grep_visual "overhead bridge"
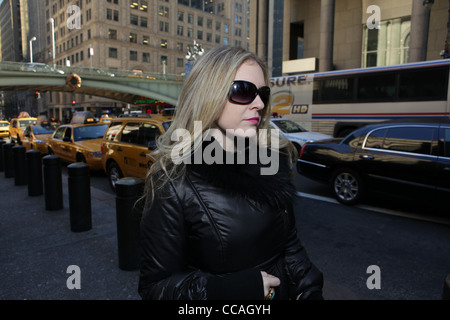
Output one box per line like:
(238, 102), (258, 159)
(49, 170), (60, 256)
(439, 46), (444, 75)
(0, 61), (184, 106)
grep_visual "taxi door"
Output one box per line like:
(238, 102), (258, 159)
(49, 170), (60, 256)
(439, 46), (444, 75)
(117, 122), (160, 179)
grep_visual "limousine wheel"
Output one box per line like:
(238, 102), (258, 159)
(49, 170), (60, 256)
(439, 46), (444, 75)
(331, 168), (364, 205)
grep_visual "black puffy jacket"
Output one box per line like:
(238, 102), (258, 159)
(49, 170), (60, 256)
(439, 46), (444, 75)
(138, 145), (323, 300)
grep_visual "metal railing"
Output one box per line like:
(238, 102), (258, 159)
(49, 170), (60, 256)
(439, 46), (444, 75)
(0, 61), (184, 82)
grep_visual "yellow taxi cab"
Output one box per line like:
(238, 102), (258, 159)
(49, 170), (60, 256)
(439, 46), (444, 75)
(0, 120), (10, 139)
(9, 117), (38, 143)
(21, 122), (58, 155)
(47, 114), (109, 170)
(99, 114), (117, 124)
(101, 115), (172, 190)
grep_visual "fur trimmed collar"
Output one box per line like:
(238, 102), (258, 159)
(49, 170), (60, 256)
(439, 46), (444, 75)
(186, 139), (296, 209)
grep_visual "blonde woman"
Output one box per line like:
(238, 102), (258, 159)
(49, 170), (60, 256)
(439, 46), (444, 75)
(138, 46), (323, 300)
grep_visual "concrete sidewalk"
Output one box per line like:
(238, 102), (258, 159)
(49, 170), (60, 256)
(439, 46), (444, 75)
(0, 163), (370, 301)
(0, 170), (141, 300)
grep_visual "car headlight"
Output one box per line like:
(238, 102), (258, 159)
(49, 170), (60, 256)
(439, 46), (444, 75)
(87, 151), (102, 158)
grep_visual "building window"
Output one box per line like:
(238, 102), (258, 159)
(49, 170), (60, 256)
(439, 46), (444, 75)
(362, 17), (411, 68)
(107, 8), (119, 21)
(140, 0), (148, 12)
(161, 39), (168, 48)
(130, 14), (138, 25)
(109, 29), (117, 40)
(109, 47), (118, 58)
(130, 50), (138, 61)
(160, 21), (169, 32)
(178, 11), (184, 21)
(130, 0), (138, 10)
(159, 6), (169, 17)
(177, 25), (184, 36)
(177, 58), (184, 67)
(130, 33), (138, 43)
(140, 17), (148, 28)
(143, 35), (150, 45)
(143, 52), (150, 63)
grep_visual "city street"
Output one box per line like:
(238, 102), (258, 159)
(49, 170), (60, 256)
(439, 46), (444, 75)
(73, 165), (450, 300)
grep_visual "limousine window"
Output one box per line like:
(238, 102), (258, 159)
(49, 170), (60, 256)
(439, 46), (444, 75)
(444, 128), (450, 158)
(365, 128), (387, 149)
(383, 127), (435, 155)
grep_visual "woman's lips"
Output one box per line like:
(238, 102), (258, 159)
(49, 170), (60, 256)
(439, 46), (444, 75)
(245, 117), (260, 124)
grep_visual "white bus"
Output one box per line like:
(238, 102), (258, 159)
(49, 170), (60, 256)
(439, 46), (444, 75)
(269, 59), (450, 137)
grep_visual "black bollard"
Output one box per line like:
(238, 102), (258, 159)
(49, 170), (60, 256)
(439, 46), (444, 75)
(68, 163), (92, 232)
(3, 143), (15, 178)
(443, 274), (450, 300)
(13, 145), (27, 186)
(0, 140), (6, 172)
(27, 150), (43, 196)
(43, 155), (63, 211)
(115, 177), (144, 271)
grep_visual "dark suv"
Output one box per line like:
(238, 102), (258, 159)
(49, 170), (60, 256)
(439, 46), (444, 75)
(297, 118), (450, 207)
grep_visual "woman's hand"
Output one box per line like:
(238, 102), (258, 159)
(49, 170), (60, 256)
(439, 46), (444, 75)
(261, 271), (280, 297)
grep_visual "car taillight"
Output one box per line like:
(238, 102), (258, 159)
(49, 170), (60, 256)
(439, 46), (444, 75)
(300, 142), (309, 158)
(101, 143), (104, 155)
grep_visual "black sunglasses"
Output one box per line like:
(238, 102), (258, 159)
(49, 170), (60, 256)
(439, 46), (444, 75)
(228, 80), (271, 107)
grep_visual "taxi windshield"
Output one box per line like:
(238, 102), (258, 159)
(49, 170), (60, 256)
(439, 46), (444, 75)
(272, 120), (307, 133)
(19, 120), (37, 127)
(33, 126), (56, 135)
(73, 125), (108, 141)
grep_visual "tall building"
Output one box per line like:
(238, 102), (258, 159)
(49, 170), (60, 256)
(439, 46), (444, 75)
(0, 0), (47, 118)
(0, 0), (23, 62)
(250, 0), (449, 77)
(41, 0), (251, 120)
(1, 0), (251, 119)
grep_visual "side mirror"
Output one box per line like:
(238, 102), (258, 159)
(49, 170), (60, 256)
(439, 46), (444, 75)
(148, 140), (157, 151)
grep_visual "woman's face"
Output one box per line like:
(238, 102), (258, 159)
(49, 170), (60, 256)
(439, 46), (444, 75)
(216, 60), (266, 140)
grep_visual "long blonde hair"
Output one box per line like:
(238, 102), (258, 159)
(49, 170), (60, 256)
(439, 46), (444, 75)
(144, 46), (294, 204)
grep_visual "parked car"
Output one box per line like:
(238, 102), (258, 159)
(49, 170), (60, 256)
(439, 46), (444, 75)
(20, 62), (64, 74)
(9, 117), (38, 143)
(101, 115), (172, 190)
(269, 118), (332, 153)
(47, 117), (108, 170)
(0, 120), (10, 140)
(297, 118), (450, 206)
(21, 123), (58, 155)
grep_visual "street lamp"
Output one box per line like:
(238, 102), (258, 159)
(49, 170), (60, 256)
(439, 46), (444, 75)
(50, 18), (56, 67)
(29, 37), (36, 63)
(185, 40), (204, 78)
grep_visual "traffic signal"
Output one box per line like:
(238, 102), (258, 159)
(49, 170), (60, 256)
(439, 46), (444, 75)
(35, 91), (41, 99)
(72, 99), (76, 105)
